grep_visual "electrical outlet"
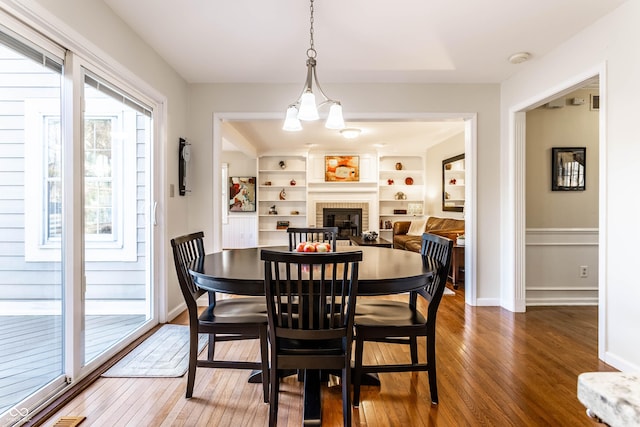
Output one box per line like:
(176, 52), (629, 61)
(580, 265), (588, 278)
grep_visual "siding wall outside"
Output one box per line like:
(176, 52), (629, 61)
(0, 46), (146, 311)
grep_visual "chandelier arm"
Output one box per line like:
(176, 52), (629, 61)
(311, 62), (336, 105)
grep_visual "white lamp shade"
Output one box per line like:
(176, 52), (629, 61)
(297, 92), (319, 121)
(325, 103), (345, 129)
(283, 106), (302, 131)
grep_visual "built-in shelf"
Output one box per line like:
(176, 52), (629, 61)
(378, 155), (426, 231)
(258, 155), (307, 245)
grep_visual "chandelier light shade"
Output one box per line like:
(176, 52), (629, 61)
(283, 106), (302, 131)
(283, 0), (345, 131)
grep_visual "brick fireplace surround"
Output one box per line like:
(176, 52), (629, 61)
(314, 202), (369, 234)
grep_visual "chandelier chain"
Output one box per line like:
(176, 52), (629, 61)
(307, 0), (316, 58)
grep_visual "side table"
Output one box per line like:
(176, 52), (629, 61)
(450, 244), (465, 289)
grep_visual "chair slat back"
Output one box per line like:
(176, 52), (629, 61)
(287, 227), (339, 252)
(419, 232), (454, 318)
(261, 250), (361, 342)
(171, 232), (207, 311)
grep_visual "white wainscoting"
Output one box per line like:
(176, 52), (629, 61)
(526, 228), (598, 306)
(222, 215), (257, 248)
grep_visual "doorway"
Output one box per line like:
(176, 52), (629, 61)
(524, 84), (599, 307)
(213, 112), (479, 307)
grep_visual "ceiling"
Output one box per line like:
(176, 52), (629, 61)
(102, 0), (624, 153)
(226, 119), (466, 154)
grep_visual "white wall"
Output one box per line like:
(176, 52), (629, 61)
(501, 1), (640, 370)
(425, 133), (465, 217)
(187, 83), (500, 304)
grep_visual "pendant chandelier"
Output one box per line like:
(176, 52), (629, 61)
(282, 0), (345, 132)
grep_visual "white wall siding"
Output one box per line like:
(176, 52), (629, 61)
(0, 50), (147, 305)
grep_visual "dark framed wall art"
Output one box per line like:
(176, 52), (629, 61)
(551, 147), (586, 191)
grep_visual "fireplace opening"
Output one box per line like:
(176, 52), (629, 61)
(323, 208), (362, 240)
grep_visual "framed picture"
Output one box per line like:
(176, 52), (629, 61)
(552, 147), (586, 191)
(229, 176), (256, 211)
(324, 155), (359, 182)
(590, 94), (600, 111)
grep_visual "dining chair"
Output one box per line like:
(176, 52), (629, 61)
(261, 249), (362, 427)
(352, 232), (453, 406)
(171, 232), (269, 402)
(287, 226), (338, 251)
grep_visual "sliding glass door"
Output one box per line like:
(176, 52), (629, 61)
(0, 25), (66, 421)
(0, 17), (157, 426)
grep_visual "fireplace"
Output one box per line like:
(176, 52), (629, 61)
(323, 208), (362, 240)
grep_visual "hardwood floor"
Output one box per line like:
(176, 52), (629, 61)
(38, 288), (613, 426)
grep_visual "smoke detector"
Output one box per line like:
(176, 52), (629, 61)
(508, 52), (531, 64)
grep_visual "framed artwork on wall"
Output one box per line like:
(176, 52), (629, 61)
(551, 147), (586, 191)
(324, 155), (359, 182)
(229, 176), (256, 211)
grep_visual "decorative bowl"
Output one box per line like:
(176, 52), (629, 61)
(362, 231), (379, 241)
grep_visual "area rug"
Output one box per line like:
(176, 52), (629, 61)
(102, 324), (207, 378)
(444, 288), (455, 296)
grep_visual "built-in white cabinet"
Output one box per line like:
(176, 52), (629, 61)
(443, 154), (465, 212)
(378, 155), (425, 236)
(257, 156), (307, 246)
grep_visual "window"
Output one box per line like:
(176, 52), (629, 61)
(24, 96), (138, 261)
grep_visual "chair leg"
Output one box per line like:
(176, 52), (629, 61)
(259, 325), (269, 403)
(207, 334), (215, 361)
(186, 329), (199, 398)
(410, 336), (418, 365)
(352, 333), (364, 407)
(269, 353), (279, 426)
(426, 334), (438, 404)
(342, 366), (352, 427)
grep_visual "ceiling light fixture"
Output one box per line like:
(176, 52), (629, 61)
(508, 52), (531, 64)
(340, 128), (361, 139)
(283, 0), (345, 132)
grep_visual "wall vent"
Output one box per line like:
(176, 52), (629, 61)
(546, 98), (565, 109)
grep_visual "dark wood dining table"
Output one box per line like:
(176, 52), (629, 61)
(189, 245), (436, 425)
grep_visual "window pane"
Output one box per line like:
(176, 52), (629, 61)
(0, 32), (64, 418)
(82, 71), (151, 363)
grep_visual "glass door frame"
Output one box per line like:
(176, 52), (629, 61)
(0, 6), (165, 421)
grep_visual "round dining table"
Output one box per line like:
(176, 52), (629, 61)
(189, 245), (435, 296)
(189, 245), (436, 425)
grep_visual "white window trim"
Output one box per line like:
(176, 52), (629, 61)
(24, 98), (137, 262)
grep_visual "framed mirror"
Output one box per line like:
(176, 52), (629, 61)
(551, 147), (586, 191)
(442, 154), (465, 212)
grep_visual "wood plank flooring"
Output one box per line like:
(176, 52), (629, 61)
(38, 290), (613, 426)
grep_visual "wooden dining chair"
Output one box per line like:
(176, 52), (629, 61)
(287, 226), (338, 251)
(261, 249), (362, 427)
(171, 232), (269, 402)
(352, 232), (453, 406)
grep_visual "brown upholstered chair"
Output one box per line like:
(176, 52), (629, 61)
(352, 232), (453, 406)
(171, 232), (269, 401)
(286, 226), (338, 252)
(261, 249), (362, 427)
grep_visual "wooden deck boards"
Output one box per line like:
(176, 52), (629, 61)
(0, 314), (145, 415)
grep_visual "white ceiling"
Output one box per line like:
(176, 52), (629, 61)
(102, 0), (623, 153)
(226, 119), (466, 154)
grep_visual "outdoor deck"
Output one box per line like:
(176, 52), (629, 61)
(0, 314), (146, 415)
